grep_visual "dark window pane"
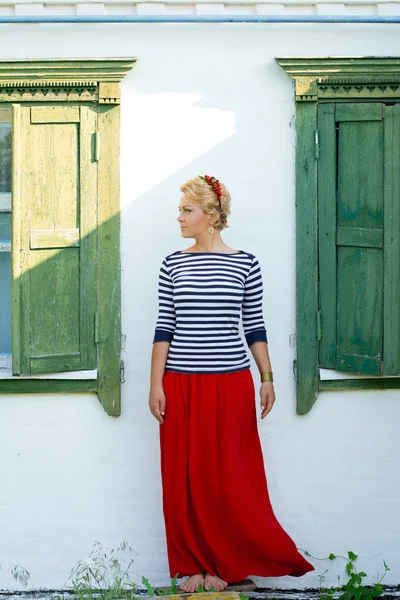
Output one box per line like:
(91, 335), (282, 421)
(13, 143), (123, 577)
(0, 213), (11, 243)
(0, 252), (11, 354)
(0, 123), (11, 194)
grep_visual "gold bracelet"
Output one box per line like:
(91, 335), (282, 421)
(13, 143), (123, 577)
(261, 371), (273, 383)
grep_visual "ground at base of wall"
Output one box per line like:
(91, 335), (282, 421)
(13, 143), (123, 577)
(1, 587), (400, 600)
(155, 593), (240, 600)
(155, 578), (257, 596)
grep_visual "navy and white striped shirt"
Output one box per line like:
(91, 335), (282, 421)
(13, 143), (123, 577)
(153, 250), (268, 374)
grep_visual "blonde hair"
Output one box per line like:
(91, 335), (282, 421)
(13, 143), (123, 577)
(180, 176), (231, 231)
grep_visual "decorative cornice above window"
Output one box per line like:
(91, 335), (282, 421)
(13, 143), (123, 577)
(276, 57), (400, 101)
(0, 58), (136, 103)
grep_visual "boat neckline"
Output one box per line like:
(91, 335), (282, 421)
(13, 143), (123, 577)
(177, 250), (244, 256)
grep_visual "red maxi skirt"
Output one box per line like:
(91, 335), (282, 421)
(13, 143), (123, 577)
(159, 368), (314, 582)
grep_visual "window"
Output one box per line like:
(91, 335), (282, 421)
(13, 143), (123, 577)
(318, 102), (400, 377)
(0, 58), (136, 416)
(11, 104), (98, 376)
(277, 57), (400, 414)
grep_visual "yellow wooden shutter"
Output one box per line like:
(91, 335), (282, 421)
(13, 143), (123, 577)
(12, 104), (98, 374)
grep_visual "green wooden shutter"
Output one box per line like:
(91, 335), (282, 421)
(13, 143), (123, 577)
(382, 105), (400, 375)
(318, 103), (386, 376)
(12, 104), (97, 374)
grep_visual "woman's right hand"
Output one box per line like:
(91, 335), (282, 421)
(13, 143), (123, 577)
(149, 385), (166, 424)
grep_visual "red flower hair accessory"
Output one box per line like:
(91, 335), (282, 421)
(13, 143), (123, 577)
(199, 175), (222, 209)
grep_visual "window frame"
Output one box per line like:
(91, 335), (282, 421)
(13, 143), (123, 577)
(276, 57), (400, 414)
(0, 58), (136, 416)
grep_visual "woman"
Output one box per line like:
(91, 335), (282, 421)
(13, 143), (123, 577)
(149, 175), (314, 593)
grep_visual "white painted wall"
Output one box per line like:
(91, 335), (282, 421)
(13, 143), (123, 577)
(2, 0), (400, 17)
(0, 22), (399, 592)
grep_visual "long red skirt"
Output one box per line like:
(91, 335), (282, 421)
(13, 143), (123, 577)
(159, 368), (314, 582)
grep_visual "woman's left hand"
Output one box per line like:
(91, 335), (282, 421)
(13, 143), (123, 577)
(260, 382), (275, 419)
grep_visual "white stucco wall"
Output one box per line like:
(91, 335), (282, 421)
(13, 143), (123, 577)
(0, 21), (399, 592)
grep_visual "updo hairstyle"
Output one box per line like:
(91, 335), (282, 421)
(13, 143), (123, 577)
(180, 176), (231, 231)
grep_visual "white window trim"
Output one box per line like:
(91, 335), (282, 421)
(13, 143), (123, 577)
(0, 355), (97, 380)
(0, 194), (11, 211)
(319, 368), (400, 381)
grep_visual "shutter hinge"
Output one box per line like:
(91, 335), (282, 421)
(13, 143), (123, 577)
(120, 360), (125, 384)
(316, 310), (322, 341)
(95, 131), (101, 161)
(315, 129), (320, 160)
(94, 312), (100, 344)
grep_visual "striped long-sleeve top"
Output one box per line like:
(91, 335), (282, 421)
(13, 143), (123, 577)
(153, 250), (268, 374)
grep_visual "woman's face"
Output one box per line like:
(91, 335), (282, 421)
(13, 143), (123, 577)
(177, 194), (212, 238)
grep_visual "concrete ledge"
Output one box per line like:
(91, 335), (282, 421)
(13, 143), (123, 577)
(155, 593), (241, 600)
(156, 580), (257, 596)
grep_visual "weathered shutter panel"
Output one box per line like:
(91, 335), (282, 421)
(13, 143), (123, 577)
(382, 105), (400, 375)
(318, 103), (385, 375)
(12, 104), (97, 374)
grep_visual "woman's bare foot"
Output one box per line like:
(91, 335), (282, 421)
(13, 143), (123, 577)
(204, 572), (228, 591)
(180, 573), (205, 593)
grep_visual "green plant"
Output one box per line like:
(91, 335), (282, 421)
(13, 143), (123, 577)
(142, 576), (155, 596)
(11, 565), (31, 587)
(68, 541), (138, 600)
(301, 550), (390, 600)
(195, 584), (216, 593)
(165, 574), (178, 595)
